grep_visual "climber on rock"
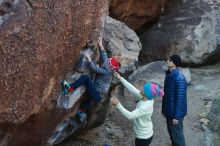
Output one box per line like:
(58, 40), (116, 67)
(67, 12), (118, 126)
(62, 38), (120, 122)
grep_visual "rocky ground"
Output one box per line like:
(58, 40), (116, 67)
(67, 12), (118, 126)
(57, 63), (220, 146)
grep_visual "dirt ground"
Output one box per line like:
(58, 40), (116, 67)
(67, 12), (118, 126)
(58, 64), (220, 146)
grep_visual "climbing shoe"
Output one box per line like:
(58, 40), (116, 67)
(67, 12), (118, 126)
(76, 110), (87, 123)
(61, 80), (73, 94)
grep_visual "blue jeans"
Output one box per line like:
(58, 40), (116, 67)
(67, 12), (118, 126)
(69, 75), (101, 102)
(166, 118), (186, 146)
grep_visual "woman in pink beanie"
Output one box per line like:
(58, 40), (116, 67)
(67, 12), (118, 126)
(111, 72), (164, 146)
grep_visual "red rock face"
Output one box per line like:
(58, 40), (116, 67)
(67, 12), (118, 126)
(0, 0), (108, 145)
(109, 0), (165, 31)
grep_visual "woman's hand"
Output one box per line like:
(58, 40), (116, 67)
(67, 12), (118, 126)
(110, 97), (120, 106)
(114, 72), (122, 79)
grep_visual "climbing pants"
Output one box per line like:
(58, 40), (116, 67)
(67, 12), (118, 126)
(70, 75), (101, 102)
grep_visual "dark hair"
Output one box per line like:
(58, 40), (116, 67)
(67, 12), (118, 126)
(170, 54), (181, 67)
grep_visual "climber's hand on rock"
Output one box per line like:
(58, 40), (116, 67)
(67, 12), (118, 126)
(98, 38), (105, 50)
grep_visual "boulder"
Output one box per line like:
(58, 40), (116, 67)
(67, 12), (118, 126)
(125, 61), (191, 98)
(140, 0), (220, 65)
(206, 98), (220, 146)
(181, 68), (191, 83)
(163, 0), (184, 15)
(103, 16), (142, 74)
(208, 99), (220, 131)
(0, 0), (108, 145)
(109, 0), (165, 31)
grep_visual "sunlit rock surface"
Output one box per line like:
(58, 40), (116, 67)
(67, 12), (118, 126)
(0, 0), (108, 145)
(103, 16), (141, 74)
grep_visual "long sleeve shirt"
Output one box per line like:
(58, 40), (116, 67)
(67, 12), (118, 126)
(116, 77), (154, 139)
(88, 50), (113, 94)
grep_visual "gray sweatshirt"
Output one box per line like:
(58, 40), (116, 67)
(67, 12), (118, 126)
(88, 50), (113, 94)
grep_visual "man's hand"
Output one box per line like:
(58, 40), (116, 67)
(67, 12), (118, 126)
(114, 72), (122, 79)
(161, 111), (164, 116)
(173, 119), (179, 125)
(110, 97), (120, 106)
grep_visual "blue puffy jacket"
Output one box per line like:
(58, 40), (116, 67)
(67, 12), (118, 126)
(162, 68), (187, 120)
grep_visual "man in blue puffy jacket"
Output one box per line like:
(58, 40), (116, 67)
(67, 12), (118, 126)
(162, 54), (187, 146)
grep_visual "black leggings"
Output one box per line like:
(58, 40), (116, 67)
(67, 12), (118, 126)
(135, 136), (153, 146)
